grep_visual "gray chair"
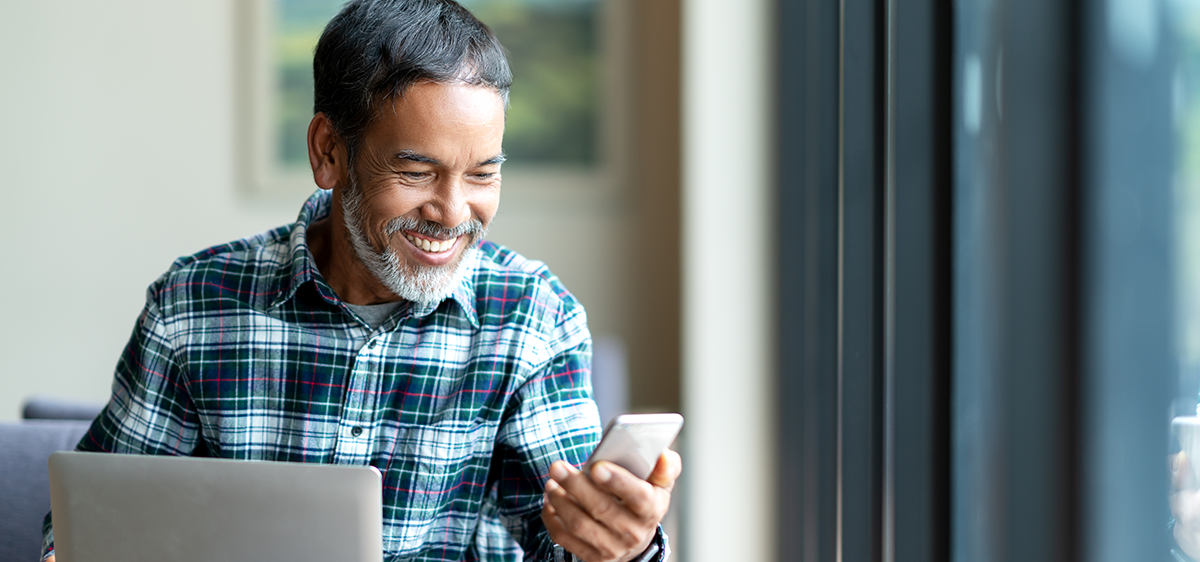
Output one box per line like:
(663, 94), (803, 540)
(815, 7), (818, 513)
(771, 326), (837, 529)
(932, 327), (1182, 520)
(0, 417), (92, 562)
(21, 395), (106, 422)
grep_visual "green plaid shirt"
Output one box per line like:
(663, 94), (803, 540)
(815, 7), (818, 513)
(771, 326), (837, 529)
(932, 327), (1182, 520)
(42, 190), (668, 561)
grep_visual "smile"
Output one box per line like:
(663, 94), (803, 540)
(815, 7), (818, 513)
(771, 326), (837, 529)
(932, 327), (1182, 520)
(403, 232), (458, 254)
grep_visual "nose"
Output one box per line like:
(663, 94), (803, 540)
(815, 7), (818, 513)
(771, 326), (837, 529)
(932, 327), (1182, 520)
(420, 176), (472, 230)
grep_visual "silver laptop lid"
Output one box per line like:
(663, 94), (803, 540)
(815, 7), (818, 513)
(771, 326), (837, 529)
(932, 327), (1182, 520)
(48, 451), (383, 562)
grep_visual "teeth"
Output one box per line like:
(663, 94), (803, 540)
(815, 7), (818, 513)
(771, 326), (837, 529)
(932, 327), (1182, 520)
(404, 233), (457, 254)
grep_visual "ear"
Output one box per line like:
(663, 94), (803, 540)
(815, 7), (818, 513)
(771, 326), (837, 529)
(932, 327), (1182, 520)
(308, 112), (347, 190)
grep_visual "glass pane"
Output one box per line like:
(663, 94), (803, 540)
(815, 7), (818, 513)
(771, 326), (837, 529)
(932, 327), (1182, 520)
(1176, 3), (1200, 405)
(274, 0), (342, 169)
(461, 0), (601, 165)
(1172, 0), (1200, 559)
(1166, 0), (1200, 557)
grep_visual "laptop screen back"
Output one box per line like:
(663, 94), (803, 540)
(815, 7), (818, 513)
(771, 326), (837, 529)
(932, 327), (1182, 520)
(48, 451), (382, 562)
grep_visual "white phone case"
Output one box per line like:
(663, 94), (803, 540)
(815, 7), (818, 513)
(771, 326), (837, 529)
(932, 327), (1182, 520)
(584, 413), (684, 480)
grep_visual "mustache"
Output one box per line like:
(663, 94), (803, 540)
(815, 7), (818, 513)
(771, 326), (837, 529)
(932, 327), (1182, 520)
(383, 216), (487, 240)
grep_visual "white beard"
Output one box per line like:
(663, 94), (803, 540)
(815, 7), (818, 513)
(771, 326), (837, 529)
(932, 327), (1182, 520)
(340, 180), (484, 306)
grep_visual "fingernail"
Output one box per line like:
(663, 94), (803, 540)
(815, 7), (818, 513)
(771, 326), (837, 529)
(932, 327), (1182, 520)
(551, 462), (569, 481)
(546, 479), (560, 491)
(593, 463), (612, 483)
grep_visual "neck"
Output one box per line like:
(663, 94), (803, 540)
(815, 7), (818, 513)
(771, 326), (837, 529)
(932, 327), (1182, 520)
(307, 188), (402, 306)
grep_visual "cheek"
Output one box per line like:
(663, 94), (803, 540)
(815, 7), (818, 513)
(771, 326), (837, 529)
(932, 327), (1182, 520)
(472, 192), (501, 225)
(364, 189), (425, 225)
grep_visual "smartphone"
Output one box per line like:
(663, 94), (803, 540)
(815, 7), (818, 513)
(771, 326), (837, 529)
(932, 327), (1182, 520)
(584, 413), (684, 481)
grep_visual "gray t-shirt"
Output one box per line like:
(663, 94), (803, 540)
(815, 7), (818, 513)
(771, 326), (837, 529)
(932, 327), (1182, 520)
(344, 301), (404, 331)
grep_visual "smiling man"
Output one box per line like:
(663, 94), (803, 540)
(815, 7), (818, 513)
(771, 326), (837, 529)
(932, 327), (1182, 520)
(307, 81), (505, 310)
(39, 1), (679, 561)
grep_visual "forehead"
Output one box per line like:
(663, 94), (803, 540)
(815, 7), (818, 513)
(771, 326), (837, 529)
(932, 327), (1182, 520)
(362, 81), (506, 152)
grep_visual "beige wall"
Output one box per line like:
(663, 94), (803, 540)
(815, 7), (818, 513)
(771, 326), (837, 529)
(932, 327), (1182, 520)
(0, 1), (642, 420)
(0, 1), (293, 419)
(681, 0), (776, 559)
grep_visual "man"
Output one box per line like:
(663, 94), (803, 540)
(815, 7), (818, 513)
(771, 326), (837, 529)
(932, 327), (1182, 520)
(40, 1), (681, 560)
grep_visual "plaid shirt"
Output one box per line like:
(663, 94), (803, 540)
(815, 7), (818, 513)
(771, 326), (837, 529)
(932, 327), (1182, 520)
(43, 190), (667, 561)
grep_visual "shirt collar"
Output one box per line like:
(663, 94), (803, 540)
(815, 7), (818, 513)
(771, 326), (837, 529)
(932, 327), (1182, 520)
(269, 189), (330, 310)
(270, 189), (480, 329)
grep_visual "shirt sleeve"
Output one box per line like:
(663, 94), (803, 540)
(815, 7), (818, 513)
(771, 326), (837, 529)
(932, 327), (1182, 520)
(41, 295), (202, 560)
(482, 276), (675, 562)
(80, 297), (202, 456)
(486, 333), (599, 560)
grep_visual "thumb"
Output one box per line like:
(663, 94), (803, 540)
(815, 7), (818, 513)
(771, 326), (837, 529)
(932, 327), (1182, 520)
(1177, 451), (1197, 490)
(648, 449), (682, 491)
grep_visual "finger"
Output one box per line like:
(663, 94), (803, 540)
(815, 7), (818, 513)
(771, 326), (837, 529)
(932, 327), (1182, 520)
(1175, 453), (1187, 490)
(550, 461), (644, 528)
(647, 449), (683, 492)
(543, 486), (635, 562)
(542, 500), (602, 562)
(543, 512), (622, 562)
(1178, 452), (1198, 490)
(547, 462), (658, 550)
(588, 461), (660, 517)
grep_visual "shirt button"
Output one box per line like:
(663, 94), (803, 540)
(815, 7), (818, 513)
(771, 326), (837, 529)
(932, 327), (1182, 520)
(350, 426), (363, 437)
(367, 341), (377, 349)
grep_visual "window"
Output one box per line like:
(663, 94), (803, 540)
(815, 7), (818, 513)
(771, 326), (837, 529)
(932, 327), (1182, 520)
(236, 0), (614, 198)
(1170, 0), (1200, 559)
(777, 0), (1177, 560)
(461, 0), (602, 166)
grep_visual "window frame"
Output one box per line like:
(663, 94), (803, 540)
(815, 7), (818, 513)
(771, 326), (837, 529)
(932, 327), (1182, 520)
(777, 0), (1178, 559)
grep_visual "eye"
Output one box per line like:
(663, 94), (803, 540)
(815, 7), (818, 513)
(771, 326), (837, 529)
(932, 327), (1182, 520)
(400, 171), (431, 180)
(470, 172), (497, 180)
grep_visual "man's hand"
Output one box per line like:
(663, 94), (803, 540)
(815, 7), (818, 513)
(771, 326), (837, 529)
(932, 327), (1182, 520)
(542, 450), (682, 562)
(1173, 452), (1200, 558)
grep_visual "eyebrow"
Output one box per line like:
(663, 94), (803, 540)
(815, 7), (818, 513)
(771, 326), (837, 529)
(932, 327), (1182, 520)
(395, 150), (507, 168)
(478, 153), (507, 166)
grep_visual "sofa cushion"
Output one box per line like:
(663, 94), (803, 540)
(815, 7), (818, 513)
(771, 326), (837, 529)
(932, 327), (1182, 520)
(21, 396), (106, 421)
(0, 421), (91, 562)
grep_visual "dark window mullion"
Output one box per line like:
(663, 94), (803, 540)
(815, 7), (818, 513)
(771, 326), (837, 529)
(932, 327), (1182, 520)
(887, 0), (954, 560)
(840, 0), (887, 560)
(777, 0), (841, 560)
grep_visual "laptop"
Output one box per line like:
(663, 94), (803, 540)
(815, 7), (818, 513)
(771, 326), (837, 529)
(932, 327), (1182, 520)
(48, 451), (383, 562)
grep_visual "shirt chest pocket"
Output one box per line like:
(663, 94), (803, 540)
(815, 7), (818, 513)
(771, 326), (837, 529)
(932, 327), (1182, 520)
(379, 422), (489, 552)
(382, 421), (488, 504)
